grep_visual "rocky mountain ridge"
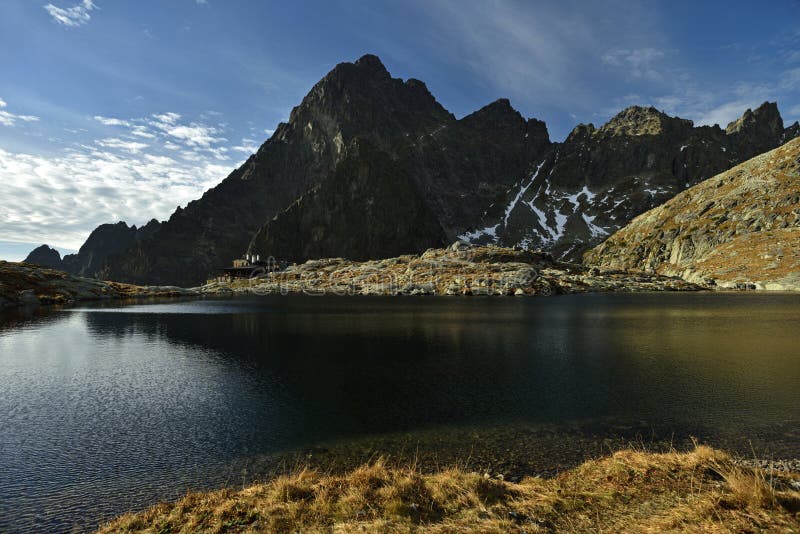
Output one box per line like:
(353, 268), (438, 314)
(584, 137), (800, 290)
(24, 220), (160, 277)
(463, 102), (797, 261)
(26, 55), (800, 286)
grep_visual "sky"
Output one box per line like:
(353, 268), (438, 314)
(1, 0), (799, 260)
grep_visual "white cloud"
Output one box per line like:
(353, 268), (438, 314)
(0, 98), (40, 126)
(43, 0), (96, 27)
(0, 107), (271, 250)
(96, 137), (149, 154)
(0, 144), (234, 249)
(93, 115), (131, 127)
(130, 125), (156, 138)
(232, 138), (258, 153)
(161, 124), (222, 147)
(601, 48), (666, 80)
(151, 112), (181, 125)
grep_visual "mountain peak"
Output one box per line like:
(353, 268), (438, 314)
(725, 101), (782, 135)
(23, 245), (63, 269)
(463, 98), (521, 122)
(725, 101), (784, 159)
(324, 54), (391, 85)
(599, 106), (690, 137)
(353, 53), (387, 71)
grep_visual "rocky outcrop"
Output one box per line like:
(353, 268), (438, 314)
(463, 102), (795, 261)
(23, 245), (63, 269)
(584, 137), (800, 290)
(0, 261), (194, 309)
(203, 244), (701, 297)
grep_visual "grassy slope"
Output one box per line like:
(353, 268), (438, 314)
(98, 446), (800, 533)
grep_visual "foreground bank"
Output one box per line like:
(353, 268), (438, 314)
(0, 261), (196, 308)
(202, 244), (703, 296)
(98, 446), (799, 533)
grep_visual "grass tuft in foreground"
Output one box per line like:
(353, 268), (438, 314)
(97, 446), (800, 533)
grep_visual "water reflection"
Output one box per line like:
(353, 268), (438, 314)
(0, 293), (799, 532)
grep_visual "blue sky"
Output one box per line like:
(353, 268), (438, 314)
(1, 0), (799, 260)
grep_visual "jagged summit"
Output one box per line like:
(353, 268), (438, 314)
(280, 53), (453, 149)
(725, 101), (781, 134)
(598, 106), (692, 137)
(353, 53), (386, 69)
(723, 101), (784, 160)
(461, 99), (525, 129)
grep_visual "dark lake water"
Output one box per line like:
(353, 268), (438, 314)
(1, 293), (800, 532)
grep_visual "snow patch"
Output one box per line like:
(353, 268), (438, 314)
(582, 213), (608, 238)
(502, 160), (546, 227)
(458, 223), (499, 242)
(565, 185), (595, 208)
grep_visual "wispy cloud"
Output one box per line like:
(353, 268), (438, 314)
(601, 48), (666, 80)
(96, 137), (148, 154)
(93, 111), (229, 150)
(159, 123), (223, 147)
(416, 1), (664, 109)
(93, 115), (131, 127)
(43, 0), (96, 27)
(0, 108), (254, 249)
(0, 98), (40, 126)
(0, 144), (233, 249)
(232, 138), (258, 153)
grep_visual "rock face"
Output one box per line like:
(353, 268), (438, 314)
(584, 137), (800, 290)
(463, 102), (795, 261)
(249, 140), (449, 262)
(62, 220), (161, 278)
(23, 245), (62, 269)
(35, 54), (797, 287)
(247, 99), (550, 263)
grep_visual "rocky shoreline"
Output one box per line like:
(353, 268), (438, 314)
(0, 261), (196, 309)
(201, 243), (704, 297)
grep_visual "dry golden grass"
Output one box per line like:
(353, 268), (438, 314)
(97, 446), (800, 533)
